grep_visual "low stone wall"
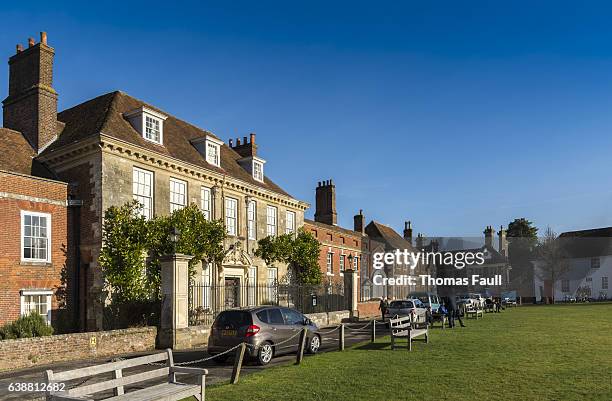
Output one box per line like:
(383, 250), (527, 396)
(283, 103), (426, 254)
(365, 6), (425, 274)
(357, 301), (381, 318)
(175, 325), (211, 349)
(0, 327), (157, 372)
(306, 310), (350, 327)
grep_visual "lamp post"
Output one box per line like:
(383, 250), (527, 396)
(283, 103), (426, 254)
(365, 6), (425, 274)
(169, 227), (181, 254)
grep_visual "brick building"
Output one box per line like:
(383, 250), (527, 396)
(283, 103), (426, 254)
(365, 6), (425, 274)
(0, 128), (72, 327)
(2, 32), (308, 331)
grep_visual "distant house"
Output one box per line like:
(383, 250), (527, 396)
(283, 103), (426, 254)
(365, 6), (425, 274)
(533, 227), (612, 301)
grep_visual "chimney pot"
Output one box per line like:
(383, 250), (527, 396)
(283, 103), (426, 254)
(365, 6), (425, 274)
(16, 44), (23, 53)
(236, 138), (241, 146)
(243, 136), (247, 144)
(40, 32), (47, 45)
(229, 139), (233, 147)
(28, 37), (35, 47)
(250, 133), (255, 143)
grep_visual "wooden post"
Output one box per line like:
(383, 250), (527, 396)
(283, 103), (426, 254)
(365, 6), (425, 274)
(370, 319), (376, 342)
(296, 328), (308, 365)
(339, 324), (345, 351)
(230, 343), (247, 384)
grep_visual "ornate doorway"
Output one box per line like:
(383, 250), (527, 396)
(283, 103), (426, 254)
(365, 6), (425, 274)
(225, 277), (240, 308)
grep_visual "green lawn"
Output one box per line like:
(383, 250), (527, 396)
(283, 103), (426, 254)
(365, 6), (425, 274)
(202, 304), (612, 401)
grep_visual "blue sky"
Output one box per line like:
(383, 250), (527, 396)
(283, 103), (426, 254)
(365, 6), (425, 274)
(2, 1), (612, 237)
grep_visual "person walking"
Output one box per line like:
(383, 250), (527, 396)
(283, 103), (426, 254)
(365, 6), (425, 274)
(447, 295), (466, 328)
(379, 297), (388, 321)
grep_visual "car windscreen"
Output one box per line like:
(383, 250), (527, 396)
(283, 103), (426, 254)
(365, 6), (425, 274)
(390, 301), (413, 309)
(214, 311), (252, 328)
(415, 296), (429, 304)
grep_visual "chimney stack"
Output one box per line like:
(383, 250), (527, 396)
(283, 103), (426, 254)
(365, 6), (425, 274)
(484, 225), (495, 248)
(315, 179), (337, 226)
(40, 32), (47, 45)
(403, 221), (413, 244)
(498, 225), (508, 256)
(3, 32), (58, 153)
(354, 209), (365, 235)
(416, 233), (424, 249)
(230, 132), (258, 158)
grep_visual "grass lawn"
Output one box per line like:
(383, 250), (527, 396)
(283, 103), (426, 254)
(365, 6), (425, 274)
(197, 304), (612, 401)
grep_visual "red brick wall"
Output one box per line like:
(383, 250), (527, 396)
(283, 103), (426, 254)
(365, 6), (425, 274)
(304, 221), (363, 284)
(0, 171), (69, 326)
(357, 300), (381, 318)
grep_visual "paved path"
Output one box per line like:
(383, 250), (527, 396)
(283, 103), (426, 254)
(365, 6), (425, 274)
(0, 322), (387, 400)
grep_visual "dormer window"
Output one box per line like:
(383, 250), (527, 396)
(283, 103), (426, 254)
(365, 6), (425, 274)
(124, 106), (168, 145)
(253, 160), (264, 182)
(207, 141), (220, 167)
(190, 135), (224, 168)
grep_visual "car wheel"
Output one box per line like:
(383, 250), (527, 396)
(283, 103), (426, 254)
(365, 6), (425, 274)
(257, 342), (274, 366)
(307, 334), (321, 354)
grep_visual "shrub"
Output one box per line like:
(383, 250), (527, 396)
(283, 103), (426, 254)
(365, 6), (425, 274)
(0, 313), (54, 340)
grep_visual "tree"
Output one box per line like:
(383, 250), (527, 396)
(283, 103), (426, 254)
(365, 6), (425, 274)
(536, 227), (570, 303)
(506, 218), (539, 295)
(255, 229), (322, 285)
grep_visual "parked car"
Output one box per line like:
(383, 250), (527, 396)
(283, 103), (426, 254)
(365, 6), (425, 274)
(408, 292), (441, 311)
(207, 306), (321, 366)
(456, 294), (477, 307)
(386, 299), (427, 323)
(468, 293), (486, 308)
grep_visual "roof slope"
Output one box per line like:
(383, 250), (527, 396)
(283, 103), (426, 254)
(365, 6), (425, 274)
(0, 128), (57, 179)
(47, 91), (291, 197)
(558, 226), (612, 258)
(365, 221), (416, 251)
(304, 218), (364, 238)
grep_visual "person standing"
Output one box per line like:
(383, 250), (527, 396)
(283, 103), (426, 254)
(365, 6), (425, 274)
(447, 295), (466, 328)
(378, 297), (388, 321)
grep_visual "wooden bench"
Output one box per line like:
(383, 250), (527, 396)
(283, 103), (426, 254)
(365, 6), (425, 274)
(465, 306), (484, 319)
(430, 312), (447, 329)
(389, 315), (429, 351)
(45, 349), (208, 401)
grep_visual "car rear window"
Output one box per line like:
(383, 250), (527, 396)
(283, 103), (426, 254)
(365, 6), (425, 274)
(390, 301), (413, 309)
(214, 311), (252, 328)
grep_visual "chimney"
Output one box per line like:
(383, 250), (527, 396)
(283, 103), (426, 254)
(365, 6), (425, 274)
(498, 225), (508, 256)
(315, 179), (337, 226)
(230, 132), (257, 157)
(403, 221), (413, 244)
(416, 233), (424, 249)
(3, 32), (58, 152)
(484, 225), (495, 248)
(354, 209), (365, 234)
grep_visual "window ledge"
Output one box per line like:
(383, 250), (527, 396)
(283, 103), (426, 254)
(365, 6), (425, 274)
(326, 272), (334, 276)
(20, 261), (52, 267)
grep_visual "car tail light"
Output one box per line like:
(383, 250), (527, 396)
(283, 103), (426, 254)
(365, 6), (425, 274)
(245, 324), (260, 337)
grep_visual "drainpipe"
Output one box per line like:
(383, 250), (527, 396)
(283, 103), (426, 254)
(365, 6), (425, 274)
(67, 196), (83, 332)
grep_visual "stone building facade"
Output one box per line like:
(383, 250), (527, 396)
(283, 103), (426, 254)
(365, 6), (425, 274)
(2, 33), (307, 331)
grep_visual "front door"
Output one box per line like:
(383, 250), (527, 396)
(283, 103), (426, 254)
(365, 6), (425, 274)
(225, 277), (240, 308)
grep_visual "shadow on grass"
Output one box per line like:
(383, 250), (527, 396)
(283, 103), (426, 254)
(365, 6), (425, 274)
(353, 342), (391, 351)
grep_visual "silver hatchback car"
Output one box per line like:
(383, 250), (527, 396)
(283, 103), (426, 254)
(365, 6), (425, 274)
(207, 306), (321, 365)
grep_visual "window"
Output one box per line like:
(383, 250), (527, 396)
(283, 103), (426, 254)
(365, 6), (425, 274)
(353, 255), (359, 270)
(266, 206), (277, 236)
(340, 255), (345, 273)
(169, 178), (187, 212)
(603, 277), (609, 290)
(248, 200), (256, 240)
(201, 264), (212, 310)
(281, 308), (304, 325)
(267, 268), (278, 303)
(591, 258), (600, 269)
(561, 279), (570, 293)
(225, 198), (238, 236)
(201, 187), (212, 220)
(20, 290), (52, 325)
(133, 168), (153, 219)
(144, 115), (162, 144)
(327, 252), (333, 275)
(21, 211), (51, 262)
(285, 211), (296, 234)
(248, 267), (257, 306)
(253, 161), (264, 182)
(206, 142), (220, 167)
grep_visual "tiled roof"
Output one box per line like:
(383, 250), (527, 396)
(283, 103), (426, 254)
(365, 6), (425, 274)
(558, 226), (612, 258)
(45, 91), (292, 197)
(365, 221), (416, 251)
(0, 128), (57, 179)
(304, 219), (363, 238)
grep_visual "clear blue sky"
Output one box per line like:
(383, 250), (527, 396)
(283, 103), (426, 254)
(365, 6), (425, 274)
(2, 1), (612, 237)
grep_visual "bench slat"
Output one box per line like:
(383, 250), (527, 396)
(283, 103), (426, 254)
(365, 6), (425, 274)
(51, 353), (169, 382)
(104, 382), (201, 401)
(64, 368), (169, 397)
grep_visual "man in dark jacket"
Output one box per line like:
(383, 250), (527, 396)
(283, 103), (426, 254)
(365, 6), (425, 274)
(447, 295), (466, 328)
(378, 297), (388, 321)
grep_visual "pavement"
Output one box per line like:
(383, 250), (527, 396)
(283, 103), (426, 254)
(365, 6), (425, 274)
(0, 321), (387, 400)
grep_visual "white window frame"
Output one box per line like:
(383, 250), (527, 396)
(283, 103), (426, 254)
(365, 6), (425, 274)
(133, 167), (154, 219)
(285, 211), (296, 235)
(169, 178), (187, 213)
(21, 211), (51, 263)
(266, 205), (277, 237)
(247, 200), (257, 240)
(144, 115), (162, 144)
(206, 141), (221, 167)
(267, 267), (278, 302)
(226, 197), (238, 236)
(353, 255), (359, 270)
(253, 160), (264, 182)
(327, 252), (334, 275)
(603, 276), (609, 290)
(248, 266), (257, 306)
(201, 186), (212, 220)
(124, 107), (167, 146)
(340, 254), (345, 274)
(20, 290), (52, 325)
(202, 263), (212, 310)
